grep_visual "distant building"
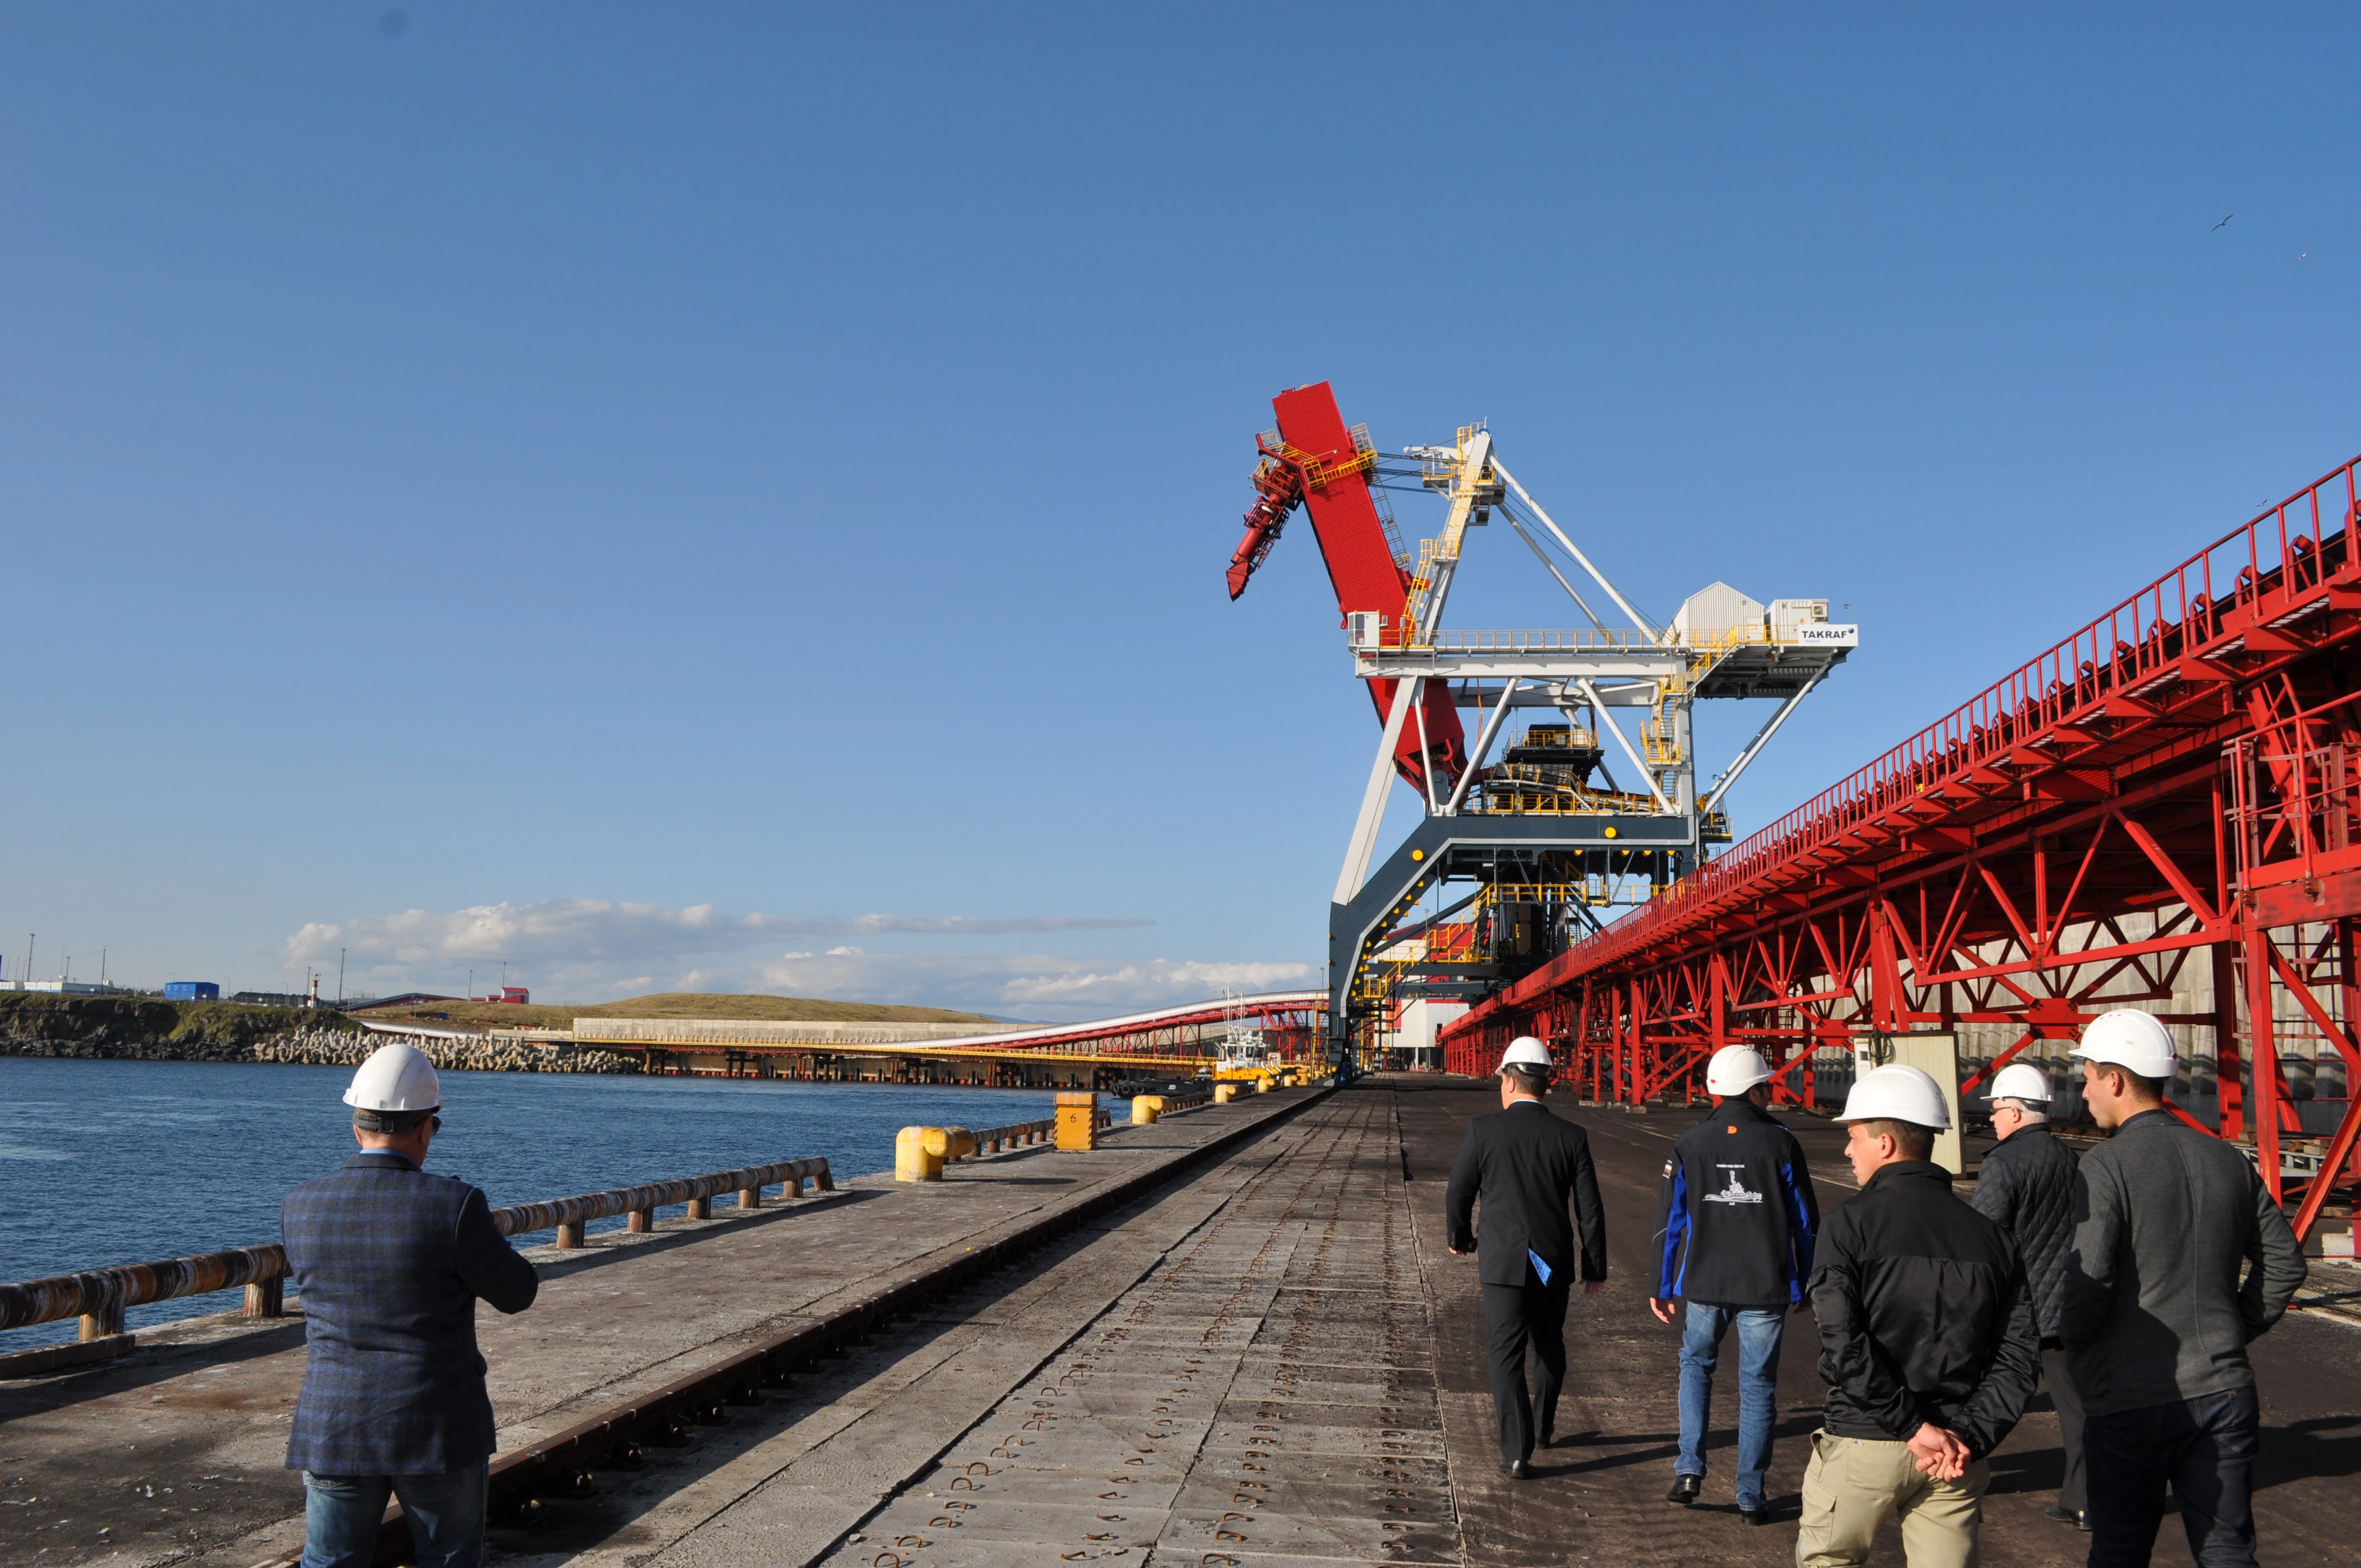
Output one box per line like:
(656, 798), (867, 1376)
(164, 981), (221, 1002)
(477, 987), (531, 1005)
(231, 991), (312, 1007)
(9, 980), (112, 995)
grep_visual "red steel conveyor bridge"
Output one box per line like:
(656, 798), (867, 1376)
(1444, 454), (2361, 1246)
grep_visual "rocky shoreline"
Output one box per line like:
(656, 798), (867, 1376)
(2, 1026), (645, 1075)
(0, 995), (644, 1075)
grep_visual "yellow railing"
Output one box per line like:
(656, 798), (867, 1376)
(1508, 726), (1599, 752)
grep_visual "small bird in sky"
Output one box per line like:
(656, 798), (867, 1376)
(2213, 214), (2233, 230)
(2300, 252), (2309, 260)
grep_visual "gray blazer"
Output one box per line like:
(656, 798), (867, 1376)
(2061, 1110), (2306, 1415)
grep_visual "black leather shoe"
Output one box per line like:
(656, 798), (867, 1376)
(1666, 1474), (1702, 1505)
(1739, 1506), (1772, 1526)
(2044, 1505), (2092, 1532)
(1499, 1459), (1535, 1480)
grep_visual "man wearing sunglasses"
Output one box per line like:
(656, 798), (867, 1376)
(281, 1041), (540, 1568)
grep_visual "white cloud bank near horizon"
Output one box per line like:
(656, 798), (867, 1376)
(281, 899), (1308, 1020)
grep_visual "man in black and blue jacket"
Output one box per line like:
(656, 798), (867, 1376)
(1651, 1045), (1820, 1524)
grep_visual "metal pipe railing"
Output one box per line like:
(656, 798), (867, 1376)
(960, 1107), (1114, 1155)
(0, 1155), (835, 1344)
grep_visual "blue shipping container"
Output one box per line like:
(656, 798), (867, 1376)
(163, 981), (220, 1001)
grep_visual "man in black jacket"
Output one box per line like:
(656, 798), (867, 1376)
(1799, 1064), (2038, 1568)
(1650, 1044), (1820, 1524)
(1445, 1036), (1609, 1478)
(1968, 1060), (2088, 1530)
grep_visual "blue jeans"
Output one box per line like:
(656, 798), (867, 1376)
(1678, 1302), (1785, 1509)
(301, 1461), (489, 1568)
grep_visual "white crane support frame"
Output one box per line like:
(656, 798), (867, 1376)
(1325, 421), (1859, 1060)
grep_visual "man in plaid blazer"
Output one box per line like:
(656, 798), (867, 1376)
(281, 1043), (538, 1568)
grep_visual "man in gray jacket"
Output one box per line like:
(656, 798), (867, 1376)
(2062, 1010), (2307, 1568)
(1970, 1061), (2087, 1530)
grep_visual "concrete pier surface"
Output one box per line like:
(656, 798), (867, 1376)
(4, 1079), (2356, 1566)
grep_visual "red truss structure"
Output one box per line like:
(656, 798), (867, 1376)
(1444, 454), (2361, 1243)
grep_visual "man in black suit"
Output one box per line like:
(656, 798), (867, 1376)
(1445, 1036), (1611, 1477)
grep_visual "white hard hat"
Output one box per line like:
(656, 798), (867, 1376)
(2070, 1009), (2175, 1079)
(1706, 1045), (1773, 1096)
(1988, 1062), (2053, 1105)
(1836, 1063), (1951, 1130)
(344, 1042), (442, 1115)
(1499, 1036), (1552, 1072)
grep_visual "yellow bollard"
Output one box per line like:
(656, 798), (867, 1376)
(1214, 1081), (1238, 1104)
(928, 1126), (976, 1165)
(1131, 1094), (1164, 1125)
(1056, 1091), (1100, 1151)
(896, 1125), (945, 1182)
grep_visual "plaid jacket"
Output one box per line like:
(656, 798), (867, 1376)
(281, 1151), (538, 1476)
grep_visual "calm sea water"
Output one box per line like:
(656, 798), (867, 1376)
(0, 1057), (1056, 1349)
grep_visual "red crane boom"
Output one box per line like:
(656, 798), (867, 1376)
(1227, 382), (1467, 796)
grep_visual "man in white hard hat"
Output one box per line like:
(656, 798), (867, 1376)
(1966, 1060), (2088, 1531)
(1650, 1043), (1820, 1525)
(1796, 1063), (2038, 1568)
(2061, 1009), (2305, 1568)
(1444, 1036), (1609, 1479)
(281, 1042), (540, 1568)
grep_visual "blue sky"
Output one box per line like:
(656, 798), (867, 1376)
(3, 6), (2355, 1017)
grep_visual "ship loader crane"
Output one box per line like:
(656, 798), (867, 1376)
(1227, 381), (1860, 1069)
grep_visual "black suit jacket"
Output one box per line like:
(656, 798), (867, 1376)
(1445, 1099), (1609, 1288)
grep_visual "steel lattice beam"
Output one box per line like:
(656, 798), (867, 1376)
(1444, 454), (2361, 1242)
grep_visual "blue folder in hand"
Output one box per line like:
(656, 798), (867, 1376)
(1529, 1249), (1553, 1286)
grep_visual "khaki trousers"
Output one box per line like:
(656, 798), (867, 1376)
(1795, 1430), (1989, 1568)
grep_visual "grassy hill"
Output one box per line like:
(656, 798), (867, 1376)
(353, 991), (1007, 1033)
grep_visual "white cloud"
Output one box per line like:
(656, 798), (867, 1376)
(753, 914), (1155, 936)
(280, 899), (1297, 1021)
(285, 899), (1152, 970)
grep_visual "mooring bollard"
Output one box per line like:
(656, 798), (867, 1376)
(1131, 1094), (1165, 1125)
(897, 1125), (945, 1182)
(243, 1276), (284, 1319)
(1056, 1091), (1100, 1151)
(1214, 1081), (1239, 1104)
